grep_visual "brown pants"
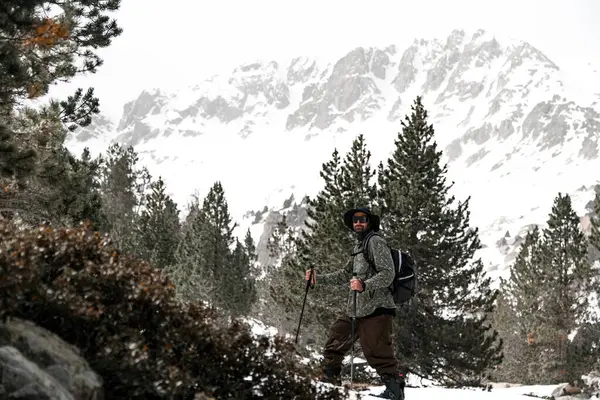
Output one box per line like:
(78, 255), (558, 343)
(322, 313), (397, 376)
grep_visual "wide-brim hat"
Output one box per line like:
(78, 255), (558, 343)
(343, 207), (380, 232)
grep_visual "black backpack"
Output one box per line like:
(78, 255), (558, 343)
(354, 232), (417, 306)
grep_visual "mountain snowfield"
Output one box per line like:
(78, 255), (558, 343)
(66, 28), (600, 283)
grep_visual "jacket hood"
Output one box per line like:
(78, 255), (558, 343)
(343, 207), (380, 232)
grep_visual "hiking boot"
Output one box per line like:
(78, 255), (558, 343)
(376, 372), (405, 399)
(318, 374), (342, 386)
(318, 366), (341, 386)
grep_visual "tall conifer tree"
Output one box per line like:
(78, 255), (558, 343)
(196, 182), (236, 311)
(272, 148), (347, 342)
(137, 176), (181, 269)
(537, 193), (595, 382)
(98, 144), (151, 255)
(339, 134), (377, 208)
(377, 96), (502, 385)
(227, 230), (258, 318)
(501, 227), (547, 383)
(272, 136), (380, 344)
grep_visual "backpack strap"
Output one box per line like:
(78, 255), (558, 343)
(350, 231), (379, 273)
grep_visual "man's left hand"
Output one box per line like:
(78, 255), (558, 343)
(350, 278), (364, 292)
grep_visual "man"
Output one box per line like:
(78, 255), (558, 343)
(305, 207), (405, 400)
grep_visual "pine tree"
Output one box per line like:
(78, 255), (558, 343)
(0, 122), (35, 186)
(1, 1), (121, 112)
(199, 182), (236, 311)
(589, 189), (600, 335)
(536, 193), (595, 382)
(1, 104), (105, 227)
(271, 148), (348, 343)
(339, 134), (378, 208)
(168, 196), (205, 303)
(267, 213), (297, 271)
(227, 231), (258, 318)
(589, 189), (600, 259)
(501, 227), (548, 383)
(264, 213), (300, 331)
(168, 183), (238, 313)
(272, 135), (381, 345)
(98, 144), (151, 255)
(181, 193), (201, 234)
(169, 181), (239, 313)
(1, 0), (122, 218)
(377, 96), (502, 385)
(137, 176), (181, 269)
(43, 145), (105, 227)
(489, 284), (529, 384)
(244, 229), (258, 267)
(67, 148), (104, 226)
(505, 227), (545, 332)
(501, 193), (597, 384)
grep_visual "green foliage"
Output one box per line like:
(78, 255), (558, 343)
(228, 230), (258, 317)
(339, 134), (378, 207)
(495, 228), (546, 384)
(504, 227), (545, 328)
(1, 0), (122, 195)
(0, 218), (346, 399)
(66, 148), (104, 224)
(0, 121), (36, 184)
(98, 143), (151, 254)
(1, 104), (103, 226)
(196, 181), (237, 310)
(168, 195), (205, 303)
(137, 176), (181, 269)
(589, 189), (600, 261)
(267, 213), (298, 276)
(377, 96), (501, 385)
(0, 0), (122, 109)
(270, 135), (382, 353)
(169, 182), (257, 319)
(538, 193), (595, 383)
(500, 192), (598, 384)
(263, 213), (301, 333)
(541, 193), (593, 332)
(270, 148), (345, 342)
(488, 286), (530, 383)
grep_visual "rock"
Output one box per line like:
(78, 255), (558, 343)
(551, 382), (590, 398)
(194, 393), (216, 400)
(0, 346), (74, 400)
(0, 318), (103, 400)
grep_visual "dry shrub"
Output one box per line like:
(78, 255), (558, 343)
(0, 219), (346, 399)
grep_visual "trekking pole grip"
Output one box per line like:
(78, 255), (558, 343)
(307, 267), (315, 288)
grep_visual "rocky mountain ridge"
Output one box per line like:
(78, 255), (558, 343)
(67, 28), (600, 280)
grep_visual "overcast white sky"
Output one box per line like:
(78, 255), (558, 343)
(47, 0), (600, 122)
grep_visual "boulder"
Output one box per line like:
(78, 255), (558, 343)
(0, 318), (103, 400)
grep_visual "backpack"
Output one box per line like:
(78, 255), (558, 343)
(354, 232), (417, 306)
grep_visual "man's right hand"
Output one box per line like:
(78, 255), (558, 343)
(305, 269), (316, 286)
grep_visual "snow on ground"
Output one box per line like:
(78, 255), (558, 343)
(339, 383), (557, 400)
(243, 318), (575, 399)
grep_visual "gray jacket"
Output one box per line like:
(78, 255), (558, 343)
(317, 233), (396, 318)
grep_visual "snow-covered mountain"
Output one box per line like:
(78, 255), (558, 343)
(66, 28), (600, 283)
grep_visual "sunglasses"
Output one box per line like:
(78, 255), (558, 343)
(352, 215), (368, 223)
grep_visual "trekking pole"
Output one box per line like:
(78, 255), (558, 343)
(350, 274), (358, 386)
(295, 267), (314, 344)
